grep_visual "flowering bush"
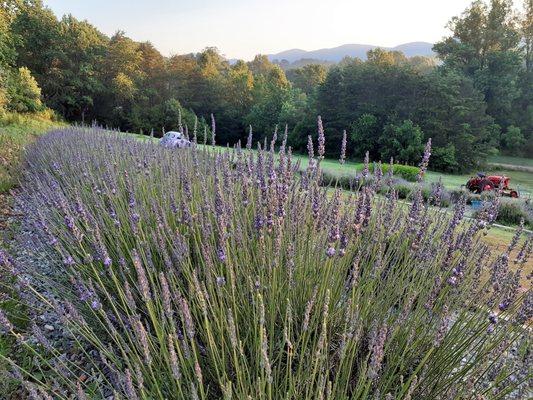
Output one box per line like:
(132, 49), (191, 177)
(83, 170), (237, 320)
(0, 126), (531, 399)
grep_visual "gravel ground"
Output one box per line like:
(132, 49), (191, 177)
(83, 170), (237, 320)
(1, 196), (115, 399)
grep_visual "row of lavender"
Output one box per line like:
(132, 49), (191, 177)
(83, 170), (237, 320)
(0, 124), (531, 399)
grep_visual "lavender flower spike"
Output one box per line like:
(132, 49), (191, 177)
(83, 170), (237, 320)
(339, 130), (347, 164)
(362, 151), (370, 180)
(210, 113), (216, 146)
(368, 323), (388, 380)
(246, 125), (253, 150)
(132, 249), (151, 302)
(307, 135), (314, 159)
(317, 115), (325, 159)
(417, 138), (432, 182)
(0, 309), (13, 333)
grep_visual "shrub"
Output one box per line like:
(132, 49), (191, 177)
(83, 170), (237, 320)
(375, 163), (420, 182)
(0, 128), (529, 399)
(449, 188), (471, 204)
(320, 171), (354, 191)
(379, 120), (424, 165)
(420, 184), (451, 208)
(492, 201), (532, 228)
(394, 182), (413, 199)
(5, 67), (43, 113)
(430, 144), (459, 172)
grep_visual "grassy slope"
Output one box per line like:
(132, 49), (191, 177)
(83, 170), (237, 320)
(489, 155), (533, 168)
(0, 112), (62, 193)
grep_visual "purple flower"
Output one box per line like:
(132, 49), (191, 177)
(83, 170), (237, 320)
(168, 334), (181, 380)
(307, 135), (314, 159)
(63, 255), (75, 266)
(498, 301), (509, 311)
(362, 151), (370, 180)
(417, 138), (431, 182)
(180, 298), (195, 339)
(368, 323), (388, 380)
(211, 113), (216, 146)
(132, 249), (151, 302)
(254, 215), (264, 231)
(217, 247), (226, 262)
(326, 247), (336, 257)
(339, 130), (347, 164)
(103, 256), (112, 268)
(317, 116), (325, 159)
(246, 125), (253, 150)
(90, 299), (101, 310)
(0, 309), (13, 333)
(124, 369), (138, 400)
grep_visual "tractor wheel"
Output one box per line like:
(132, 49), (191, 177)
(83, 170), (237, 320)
(478, 179), (494, 192)
(466, 181), (479, 193)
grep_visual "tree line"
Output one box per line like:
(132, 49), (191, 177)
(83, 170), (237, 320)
(0, 0), (531, 172)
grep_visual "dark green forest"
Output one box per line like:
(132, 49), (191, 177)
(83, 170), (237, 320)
(1, 0), (531, 172)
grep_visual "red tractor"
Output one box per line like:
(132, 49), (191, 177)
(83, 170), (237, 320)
(465, 173), (519, 198)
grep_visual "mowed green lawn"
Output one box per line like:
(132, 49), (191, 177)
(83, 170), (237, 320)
(488, 155), (533, 168)
(134, 133), (533, 196)
(425, 168), (533, 195)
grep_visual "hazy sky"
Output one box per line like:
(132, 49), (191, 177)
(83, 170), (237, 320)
(42, 0), (492, 60)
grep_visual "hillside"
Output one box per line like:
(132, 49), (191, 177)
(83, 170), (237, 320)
(268, 41), (435, 63)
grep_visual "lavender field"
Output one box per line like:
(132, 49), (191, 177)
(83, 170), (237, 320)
(0, 126), (531, 399)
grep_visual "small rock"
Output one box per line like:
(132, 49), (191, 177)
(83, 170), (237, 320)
(44, 324), (54, 331)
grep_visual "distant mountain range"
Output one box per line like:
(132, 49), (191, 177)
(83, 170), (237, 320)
(267, 42), (435, 63)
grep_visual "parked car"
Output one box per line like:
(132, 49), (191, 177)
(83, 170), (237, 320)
(159, 131), (191, 148)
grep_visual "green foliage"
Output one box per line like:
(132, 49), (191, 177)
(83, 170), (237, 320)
(434, 0), (532, 156)
(501, 125), (525, 148)
(379, 120), (424, 165)
(393, 183), (413, 199)
(286, 63), (327, 95)
(0, 0), (531, 170)
(5, 66), (42, 112)
(0, 6), (16, 68)
(377, 163), (420, 182)
(350, 113), (380, 158)
(431, 144), (459, 172)
(312, 60), (496, 171)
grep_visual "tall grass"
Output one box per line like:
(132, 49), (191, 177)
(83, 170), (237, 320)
(0, 126), (531, 399)
(0, 111), (61, 192)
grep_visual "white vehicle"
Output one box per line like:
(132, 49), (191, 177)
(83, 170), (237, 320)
(159, 131), (191, 148)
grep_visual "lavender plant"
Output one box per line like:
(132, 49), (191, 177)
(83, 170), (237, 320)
(0, 125), (531, 399)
